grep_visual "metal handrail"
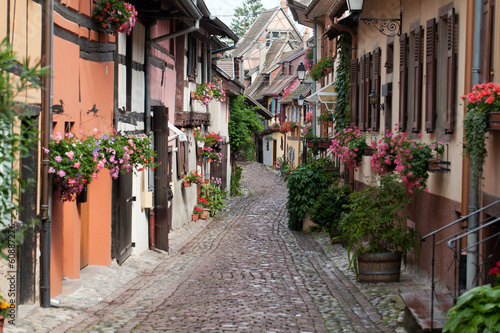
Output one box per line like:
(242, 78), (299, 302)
(424, 199), (500, 332)
(421, 199), (500, 241)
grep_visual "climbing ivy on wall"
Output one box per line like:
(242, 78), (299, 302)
(333, 35), (351, 132)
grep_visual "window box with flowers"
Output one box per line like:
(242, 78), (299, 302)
(194, 128), (223, 148)
(93, 0), (138, 35)
(279, 121), (294, 133)
(330, 127), (368, 170)
(201, 146), (218, 162)
(310, 56), (333, 81)
(192, 82), (227, 106)
(462, 83), (500, 187)
(370, 125), (444, 193)
(48, 130), (159, 201)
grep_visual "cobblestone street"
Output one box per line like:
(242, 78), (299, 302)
(10, 162), (429, 332)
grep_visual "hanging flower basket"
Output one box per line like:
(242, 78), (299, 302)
(487, 111), (500, 130)
(93, 0), (138, 35)
(192, 83), (227, 106)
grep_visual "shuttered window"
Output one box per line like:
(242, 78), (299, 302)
(371, 47), (381, 131)
(412, 26), (423, 132)
(176, 139), (189, 179)
(399, 33), (408, 131)
(425, 18), (437, 133)
(445, 7), (456, 134)
(481, 0), (493, 83)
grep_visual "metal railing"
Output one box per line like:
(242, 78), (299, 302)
(421, 199), (500, 331)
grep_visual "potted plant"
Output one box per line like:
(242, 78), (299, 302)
(183, 169), (203, 187)
(93, 0), (138, 35)
(192, 82), (227, 106)
(317, 112), (334, 126)
(331, 127), (368, 170)
(200, 178), (227, 217)
(0, 293), (9, 330)
(192, 206), (202, 221)
(443, 261), (500, 332)
(279, 120), (293, 133)
(339, 173), (420, 282)
(462, 82), (500, 187)
(310, 56), (333, 81)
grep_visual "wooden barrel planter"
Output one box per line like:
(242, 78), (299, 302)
(357, 252), (402, 283)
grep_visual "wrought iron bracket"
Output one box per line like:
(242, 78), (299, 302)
(354, 12), (402, 37)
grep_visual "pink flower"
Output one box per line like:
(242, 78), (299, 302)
(55, 156), (62, 163)
(57, 170), (66, 177)
(73, 161), (81, 168)
(49, 167), (56, 173)
(65, 151), (74, 161)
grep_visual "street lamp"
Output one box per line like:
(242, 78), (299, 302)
(369, 90), (384, 110)
(346, 0), (401, 37)
(297, 62), (306, 83)
(298, 94), (305, 107)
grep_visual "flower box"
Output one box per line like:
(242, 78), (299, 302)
(427, 159), (451, 173)
(307, 139), (331, 149)
(487, 112), (500, 131)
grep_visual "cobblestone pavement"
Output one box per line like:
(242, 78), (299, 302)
(9, 162), (429, 332)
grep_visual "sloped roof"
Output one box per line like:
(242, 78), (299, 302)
(217, 59), (234, 78)
(246, 75), (265, 97)
(281, 82), (312, 104)
(261, 40), (288, 73)
(279, 47), (307, 64)
(253, 74), (296, 100)
(233, 9), (277, 57)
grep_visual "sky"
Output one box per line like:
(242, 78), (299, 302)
(206, 0), (289, 29)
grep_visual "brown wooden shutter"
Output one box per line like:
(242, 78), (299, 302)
(445, 8), (455, 134)
(360, 55), (366, 129)
(363, 54), (371, 130)
(399, 33), (408, 131)
(425, 19), (437, 133)
(372, 48), (381, 131)
(481, 0), (493, 83)
(183, 141), (189, 173)
(412, 26), (423, 132)
(350, 58), (358, 128)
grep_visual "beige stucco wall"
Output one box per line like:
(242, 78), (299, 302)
(355, 0), (468, 204)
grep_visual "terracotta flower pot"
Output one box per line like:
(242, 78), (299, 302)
(183, 179), (191, 187)
(192, 214), (199, 221)
(200, 210), (209, 219)
(207, 157), (212, 163)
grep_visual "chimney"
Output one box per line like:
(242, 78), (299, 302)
(281, 0), (287, 9)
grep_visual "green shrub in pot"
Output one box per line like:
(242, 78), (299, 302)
(338, 173), (420, 278)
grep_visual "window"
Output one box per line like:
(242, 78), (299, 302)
(425, 4), (456, 134)
(186, 34), (198, 77)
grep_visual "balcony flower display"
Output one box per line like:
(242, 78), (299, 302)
(331, 127), (368, 170)
(183, 169), (204, 184)
(310, 56), (333, 81)
(93, 0), (138, 35)
(370, 125), (444, 193)
(192, 82), (227, 106)
(462, 82), (500, 186)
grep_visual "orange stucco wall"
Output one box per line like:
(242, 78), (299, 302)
(50, 17), (114, 295)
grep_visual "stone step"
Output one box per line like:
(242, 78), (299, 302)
(400, 289), (455, 333)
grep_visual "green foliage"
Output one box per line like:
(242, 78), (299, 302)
(0, 37), (47, 256)
(463, 109), (488, 189)
(309, 56), (333, 81)
(339, 173), (420, 277)
(333, 35), (351, 131)
(228, 95), (264, 159)
(317, 112), (333, 125)
(443, 285), (500, 333)
(310, 180), (350, 238)
(230, 163), (243, 196)
(286, 162), (334, 230)
(230, 0), (265, 38)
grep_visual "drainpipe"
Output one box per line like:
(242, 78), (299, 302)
(467, 0), (483, 290)
(144, 22), (154, 136)
(312, 20), (317, 136)
(41, 0), (53, 308)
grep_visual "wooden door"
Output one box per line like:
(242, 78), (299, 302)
(111, 171), (133, 265)
(153, 105), (170, 251)
(80, 201), (89, 268)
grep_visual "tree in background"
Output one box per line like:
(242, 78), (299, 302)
(228, 95), (263, 195)
(230, 0), (265, 38)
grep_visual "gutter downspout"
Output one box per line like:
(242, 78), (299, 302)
(312, 19), (318, 136)
(467, 0), (483, 290)
(41, 0), (53, 308)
